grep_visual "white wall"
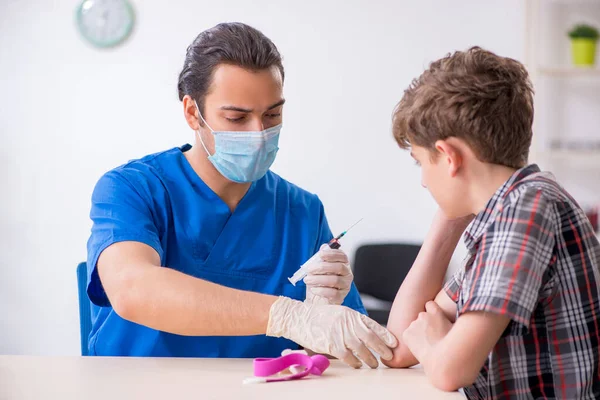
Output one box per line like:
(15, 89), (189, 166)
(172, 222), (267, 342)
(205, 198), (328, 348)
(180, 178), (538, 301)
(0, 0), (525, 355)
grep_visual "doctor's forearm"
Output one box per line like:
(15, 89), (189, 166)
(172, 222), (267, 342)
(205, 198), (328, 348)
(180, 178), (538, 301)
(110, 263), (277, 336)
(383, 210), (471, 368)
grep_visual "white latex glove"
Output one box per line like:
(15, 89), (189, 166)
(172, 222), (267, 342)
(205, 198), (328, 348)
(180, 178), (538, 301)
(266, 296), (398, 369)
(304, 244), (353, 305)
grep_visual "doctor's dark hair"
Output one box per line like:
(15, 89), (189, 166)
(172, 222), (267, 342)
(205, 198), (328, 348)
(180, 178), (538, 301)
(392, 47), (534, 169)
(177, 22), (285, 115)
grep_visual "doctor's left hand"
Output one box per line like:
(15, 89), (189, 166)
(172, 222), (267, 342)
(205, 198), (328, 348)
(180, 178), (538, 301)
(304, 244), (353, 305)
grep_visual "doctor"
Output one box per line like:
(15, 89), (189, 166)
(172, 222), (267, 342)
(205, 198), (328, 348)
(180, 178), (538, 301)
(86, 22), (397, 368)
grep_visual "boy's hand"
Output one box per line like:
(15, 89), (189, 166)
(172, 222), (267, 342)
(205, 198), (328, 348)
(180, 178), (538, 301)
(403, 301), (453, 362)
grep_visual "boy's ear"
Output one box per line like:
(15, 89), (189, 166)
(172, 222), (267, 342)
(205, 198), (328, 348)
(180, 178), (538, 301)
(434, 139), (463, 177)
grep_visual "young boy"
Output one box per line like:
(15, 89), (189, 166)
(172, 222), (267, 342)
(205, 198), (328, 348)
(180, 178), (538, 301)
(384, 47), (600, 399)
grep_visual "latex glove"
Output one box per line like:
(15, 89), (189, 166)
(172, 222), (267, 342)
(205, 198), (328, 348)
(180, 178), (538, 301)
(304, 244), (353, 305)
(267, 296), (398, 369)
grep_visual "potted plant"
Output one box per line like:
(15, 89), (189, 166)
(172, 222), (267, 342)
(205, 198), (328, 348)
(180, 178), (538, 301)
(568, 24), (599, 66)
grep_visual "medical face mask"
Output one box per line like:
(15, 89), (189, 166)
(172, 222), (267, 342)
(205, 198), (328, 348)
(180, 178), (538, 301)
(194, 101), (281, 183)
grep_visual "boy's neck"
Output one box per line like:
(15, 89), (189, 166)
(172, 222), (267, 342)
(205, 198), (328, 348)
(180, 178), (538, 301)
(467, 163), (519, 215)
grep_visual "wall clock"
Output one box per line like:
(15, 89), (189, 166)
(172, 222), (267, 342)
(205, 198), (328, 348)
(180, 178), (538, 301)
(75, 0), (135, 48)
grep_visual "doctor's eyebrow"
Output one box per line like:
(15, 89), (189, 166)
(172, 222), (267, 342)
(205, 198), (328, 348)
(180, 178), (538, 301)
(266, 99), (285, 110)
(220, 105), (252, 113)
(219, 99), (285, 113)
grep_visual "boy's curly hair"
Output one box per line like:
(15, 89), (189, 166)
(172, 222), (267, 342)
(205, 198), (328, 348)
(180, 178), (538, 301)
(393, 47), (534, 169)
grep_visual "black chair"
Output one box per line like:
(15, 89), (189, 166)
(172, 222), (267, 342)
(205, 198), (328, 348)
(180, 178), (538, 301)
(353, 243), (421, 325)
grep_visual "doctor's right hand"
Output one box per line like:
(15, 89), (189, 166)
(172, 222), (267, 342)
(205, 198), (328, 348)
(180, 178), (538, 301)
(266, 296), (398, 369)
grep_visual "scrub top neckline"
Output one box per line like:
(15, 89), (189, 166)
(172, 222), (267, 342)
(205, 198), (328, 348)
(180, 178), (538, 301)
(176, 144), (259, 215)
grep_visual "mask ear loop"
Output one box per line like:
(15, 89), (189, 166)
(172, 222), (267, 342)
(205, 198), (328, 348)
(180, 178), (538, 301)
(194, 100), (214, 157)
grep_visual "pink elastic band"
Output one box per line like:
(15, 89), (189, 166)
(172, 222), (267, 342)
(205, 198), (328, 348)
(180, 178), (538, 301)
(253, 353), (330, 382)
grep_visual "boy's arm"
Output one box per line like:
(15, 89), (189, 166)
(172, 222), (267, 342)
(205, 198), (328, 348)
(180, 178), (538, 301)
(405, 188), (556, 390)
(383, 210), (473, 368)
(403, 304), (510, 391)
(434, 289), (459, 323)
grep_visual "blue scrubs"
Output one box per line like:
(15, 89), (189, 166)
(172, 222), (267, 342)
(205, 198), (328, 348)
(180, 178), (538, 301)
(86, 144), (366, 357)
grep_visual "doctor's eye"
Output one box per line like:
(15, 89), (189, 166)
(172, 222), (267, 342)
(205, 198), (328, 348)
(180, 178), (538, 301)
(225, 116), (246, 123)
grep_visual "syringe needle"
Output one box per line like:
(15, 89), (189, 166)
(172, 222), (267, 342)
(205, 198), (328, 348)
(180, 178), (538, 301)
(336, 218), (364, 239)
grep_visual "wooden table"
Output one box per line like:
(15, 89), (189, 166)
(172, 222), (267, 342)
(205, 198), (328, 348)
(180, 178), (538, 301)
(0, 356), (464, 399)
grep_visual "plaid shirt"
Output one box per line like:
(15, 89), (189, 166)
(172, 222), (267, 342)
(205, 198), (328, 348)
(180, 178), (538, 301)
(444, 164), (600, 400)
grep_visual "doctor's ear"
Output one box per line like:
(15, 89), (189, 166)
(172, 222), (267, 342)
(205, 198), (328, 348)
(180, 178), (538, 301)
(182, 95), (203, 131)
(434, 139), (463, 177)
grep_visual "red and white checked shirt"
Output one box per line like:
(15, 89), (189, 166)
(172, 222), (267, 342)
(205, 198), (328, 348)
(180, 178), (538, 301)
(444, 164), (600, 399)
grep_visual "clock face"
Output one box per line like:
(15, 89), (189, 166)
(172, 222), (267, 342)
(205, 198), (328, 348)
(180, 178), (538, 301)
(76, 0), (135, 48)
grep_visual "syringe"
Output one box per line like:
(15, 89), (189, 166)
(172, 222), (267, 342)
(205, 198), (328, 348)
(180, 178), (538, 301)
(288, 218), (363, 286)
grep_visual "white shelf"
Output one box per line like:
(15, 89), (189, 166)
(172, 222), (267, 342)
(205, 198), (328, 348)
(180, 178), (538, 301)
(534, 149), (600, 166)
(537, 67), (600, 77)
(547, 0), (600, 5)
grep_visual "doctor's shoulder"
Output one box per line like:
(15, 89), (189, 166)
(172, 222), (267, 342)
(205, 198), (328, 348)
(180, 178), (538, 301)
(265, 171), (325, 216)
(91, 148), (178, 204)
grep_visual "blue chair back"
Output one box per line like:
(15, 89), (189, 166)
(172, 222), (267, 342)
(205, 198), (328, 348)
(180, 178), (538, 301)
(76, 262), (92, 356)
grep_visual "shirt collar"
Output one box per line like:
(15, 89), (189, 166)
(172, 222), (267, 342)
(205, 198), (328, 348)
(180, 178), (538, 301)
(463, 164), (541, 251)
